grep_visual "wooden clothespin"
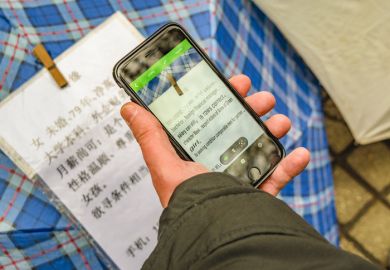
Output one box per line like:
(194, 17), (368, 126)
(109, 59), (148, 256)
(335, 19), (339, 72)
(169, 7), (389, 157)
(166, 73), (183, 96)
(33, 44), (68, 88)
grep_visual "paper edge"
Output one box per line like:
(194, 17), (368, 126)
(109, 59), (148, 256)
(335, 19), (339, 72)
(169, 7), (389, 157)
(0, 136), (36, 179)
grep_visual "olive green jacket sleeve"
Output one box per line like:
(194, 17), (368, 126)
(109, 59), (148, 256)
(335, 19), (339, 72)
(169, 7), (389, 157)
(142, 173), (380, 270)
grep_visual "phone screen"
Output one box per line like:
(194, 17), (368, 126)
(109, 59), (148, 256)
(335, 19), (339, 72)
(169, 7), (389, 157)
(120, 28), (282, 184)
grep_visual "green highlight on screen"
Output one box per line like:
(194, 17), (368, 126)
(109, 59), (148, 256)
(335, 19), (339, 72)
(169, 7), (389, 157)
(130, 39), (192, 92)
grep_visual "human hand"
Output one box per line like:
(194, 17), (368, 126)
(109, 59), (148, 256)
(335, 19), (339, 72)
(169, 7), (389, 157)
(121, 74), (310, 207)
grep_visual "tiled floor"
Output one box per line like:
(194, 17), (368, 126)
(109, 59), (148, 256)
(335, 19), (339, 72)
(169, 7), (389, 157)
(322, 91), (390, 268)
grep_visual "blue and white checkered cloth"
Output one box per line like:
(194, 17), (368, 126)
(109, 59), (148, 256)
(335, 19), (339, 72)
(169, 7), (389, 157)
(0, 0), (338, 269)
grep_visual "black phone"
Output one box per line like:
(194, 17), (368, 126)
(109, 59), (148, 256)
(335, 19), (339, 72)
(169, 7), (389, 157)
(113, 23), (285, 187)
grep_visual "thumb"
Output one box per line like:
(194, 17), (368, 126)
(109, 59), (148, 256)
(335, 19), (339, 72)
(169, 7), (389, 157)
(120, 102), (180, 172)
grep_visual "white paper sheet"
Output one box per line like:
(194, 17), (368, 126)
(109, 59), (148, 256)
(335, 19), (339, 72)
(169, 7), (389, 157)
(0, 12), (162, 269)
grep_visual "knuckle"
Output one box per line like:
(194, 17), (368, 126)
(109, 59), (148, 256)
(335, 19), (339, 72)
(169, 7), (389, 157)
(134, 122), (163, 146)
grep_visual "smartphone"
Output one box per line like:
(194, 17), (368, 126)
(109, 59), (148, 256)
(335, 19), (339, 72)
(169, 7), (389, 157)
(113, 23), (285, 187)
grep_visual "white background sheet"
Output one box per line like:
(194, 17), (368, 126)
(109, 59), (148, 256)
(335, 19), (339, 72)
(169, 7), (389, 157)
(254, 0), (390, 144)
(0, 13), (162, 269)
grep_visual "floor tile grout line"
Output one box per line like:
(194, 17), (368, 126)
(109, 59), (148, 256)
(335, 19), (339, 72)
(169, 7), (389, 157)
(341, 196), (378, 231)
(383, 184), (390, 194)
(331, 140), (356, 157)
(323, 91), (390, 267)
(330, 140), (390, 209)
(340, 160), (390, 209)
(339, 226), (382, 265)
(329, 142), (355, 166)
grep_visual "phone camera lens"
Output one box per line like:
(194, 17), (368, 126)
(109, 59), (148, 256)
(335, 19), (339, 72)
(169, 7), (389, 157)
(248, 167), (262, 182)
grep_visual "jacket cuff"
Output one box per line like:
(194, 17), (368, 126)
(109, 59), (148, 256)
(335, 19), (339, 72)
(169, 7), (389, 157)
(158, 172), (256, 237)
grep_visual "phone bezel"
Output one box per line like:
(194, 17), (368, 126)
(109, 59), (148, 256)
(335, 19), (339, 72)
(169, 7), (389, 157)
(113, 22), (286, 187)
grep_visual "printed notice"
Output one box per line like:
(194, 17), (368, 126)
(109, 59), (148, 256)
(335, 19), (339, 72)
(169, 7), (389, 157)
(0, 13), (162, 269)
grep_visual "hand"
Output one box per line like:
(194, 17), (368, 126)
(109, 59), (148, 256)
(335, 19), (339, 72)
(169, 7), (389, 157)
(121, 74), (310, 207)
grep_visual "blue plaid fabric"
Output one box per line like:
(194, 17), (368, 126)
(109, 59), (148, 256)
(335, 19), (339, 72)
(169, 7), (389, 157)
(0, 0), (338, 269)
(138, 47), (202, 105)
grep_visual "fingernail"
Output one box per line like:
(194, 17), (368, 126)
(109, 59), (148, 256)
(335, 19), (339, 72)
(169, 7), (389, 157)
(120, 103), (137, 124)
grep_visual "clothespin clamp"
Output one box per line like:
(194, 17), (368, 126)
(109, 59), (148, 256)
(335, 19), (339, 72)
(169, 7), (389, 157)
(33, 44), (68, 88)
(166, 73), (183, 96)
